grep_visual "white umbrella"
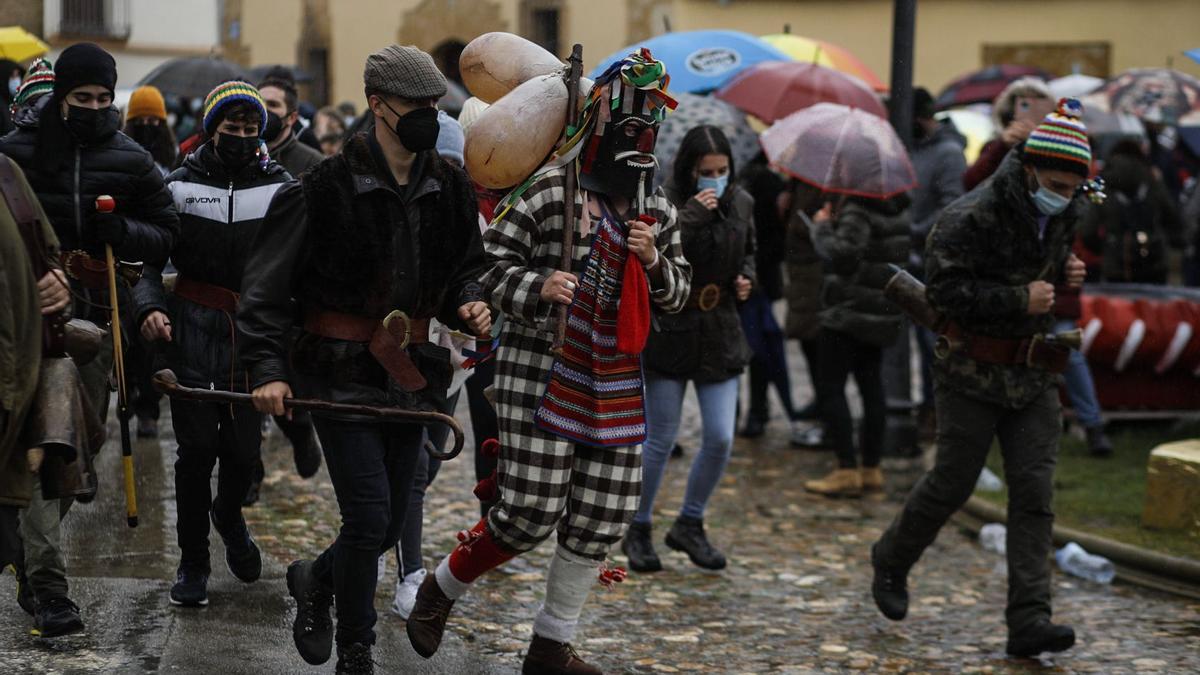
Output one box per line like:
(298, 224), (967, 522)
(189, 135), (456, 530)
(1048, 74), (1104, 100)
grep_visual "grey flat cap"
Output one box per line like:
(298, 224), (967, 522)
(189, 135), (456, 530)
(364, 44), (448, 100)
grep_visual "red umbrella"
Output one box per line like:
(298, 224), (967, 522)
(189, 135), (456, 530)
(715, 61), (886, 124)
(760, 103), (916, 199)
(935, 64), (1052, 110)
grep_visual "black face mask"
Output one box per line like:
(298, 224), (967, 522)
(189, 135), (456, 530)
(383, 102), (439, 153)
(263, 111), (284, 143)
(126, 123), (159, 151)
(215, 132), (260, 168)
(579, 86), (661, 199)
(64, 104), (120, 145)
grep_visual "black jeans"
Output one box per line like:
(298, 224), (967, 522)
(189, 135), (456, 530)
(170, 398), (263, 570)
(311, 417), (423, 647)
(815, 329), (885, 469)
(876, 386), (1060, 632)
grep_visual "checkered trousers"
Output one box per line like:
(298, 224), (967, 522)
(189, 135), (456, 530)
(479, 168), (692, 560)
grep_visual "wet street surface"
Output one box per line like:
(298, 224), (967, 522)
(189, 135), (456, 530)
(3, 372), (1199, 674)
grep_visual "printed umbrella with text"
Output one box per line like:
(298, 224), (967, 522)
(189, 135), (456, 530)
(715, 61), (886, 124)
(590, 30), (789, 94)
(760, 102), (916, 199)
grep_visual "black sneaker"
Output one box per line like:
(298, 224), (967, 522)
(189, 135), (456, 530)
(33, 597), (84, 638)
(871, 543), (908, 621)
(287, 560), (334, 665)
(336, 642), (374, 674)
(622, 521), (663, 573)
(1085, 425), (1113, 457)
(169, 565), (210, 607)
(664, 516), (726, 570)
(1006, 620), (1075, 657)
(210, 507), (262, 583)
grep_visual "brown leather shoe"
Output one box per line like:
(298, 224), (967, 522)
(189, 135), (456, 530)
(405, 572), (456, 658)
(861, 466), (884, 493)
(804, 468), (862, 497)
(522, 634), (603, 675)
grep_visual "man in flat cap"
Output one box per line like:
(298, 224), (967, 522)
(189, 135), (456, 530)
(238, 44), (490, 673)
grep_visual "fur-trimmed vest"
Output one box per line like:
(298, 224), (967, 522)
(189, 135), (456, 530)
(296, 132), (480, 320)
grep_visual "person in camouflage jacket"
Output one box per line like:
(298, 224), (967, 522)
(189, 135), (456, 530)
(870, 99), (1094, 659)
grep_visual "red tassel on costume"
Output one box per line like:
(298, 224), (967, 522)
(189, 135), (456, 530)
(598, 562), (627, 590)
(472, 439), (501, 502)
(447, 517), (517, 584)
(616, 215), (654, 355)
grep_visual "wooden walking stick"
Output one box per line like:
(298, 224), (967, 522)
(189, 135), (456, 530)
(552, 43), (585, 354)
(97, 194), (138, 528)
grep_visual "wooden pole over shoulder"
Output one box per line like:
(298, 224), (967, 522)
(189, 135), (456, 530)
(553, 43), (584, 354)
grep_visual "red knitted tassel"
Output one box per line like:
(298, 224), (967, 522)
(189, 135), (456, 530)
(616, 215), (654, 355)
(472, 439), (501, 502)
(597, 562), (627, 590)
(447, 518), (516, 584)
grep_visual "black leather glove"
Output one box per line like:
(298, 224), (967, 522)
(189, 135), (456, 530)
(91, 212), (126, 246)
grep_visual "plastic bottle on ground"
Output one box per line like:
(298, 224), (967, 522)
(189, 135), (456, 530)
(1055, 541), (1116, 584)
(978, 523), (1007, 555)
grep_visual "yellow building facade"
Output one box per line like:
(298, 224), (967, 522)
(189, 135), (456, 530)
(233, 0), (1200, 107)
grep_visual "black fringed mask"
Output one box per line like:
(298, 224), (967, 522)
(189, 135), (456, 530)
(579, 84), (662, 199)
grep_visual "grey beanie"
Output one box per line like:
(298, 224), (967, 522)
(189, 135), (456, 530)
(436, 110), (464, 164)
(363, 45), (448, 100)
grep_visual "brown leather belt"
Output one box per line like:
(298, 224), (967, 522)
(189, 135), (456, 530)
(684, 283), (724, 312)
(60, 250), (142, 289)
(304, 308), (430, 345)
(939, 323), (1070, 373)
(174, 277), (239, 314)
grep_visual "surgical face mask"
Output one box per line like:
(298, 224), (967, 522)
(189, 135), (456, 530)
(8, 76), (20, 97)
(1029, 170), (1073, 216)
(64, 104), (120, 145)
(215, 132), (260, 168)
(383, 102), (439, 153)
(697, 172), (730, 198)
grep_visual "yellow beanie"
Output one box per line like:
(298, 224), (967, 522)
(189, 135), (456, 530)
(127, 85), (168, 121)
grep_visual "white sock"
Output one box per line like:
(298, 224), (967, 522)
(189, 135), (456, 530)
(531, 546), (596, 644)
(434, 555), (471, 601)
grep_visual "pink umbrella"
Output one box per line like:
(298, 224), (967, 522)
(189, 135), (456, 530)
(715, 61), (887, 124)
(760, 103), (916, 199)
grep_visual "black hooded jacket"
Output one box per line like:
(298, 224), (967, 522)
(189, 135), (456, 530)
(131, 143), (290, 390)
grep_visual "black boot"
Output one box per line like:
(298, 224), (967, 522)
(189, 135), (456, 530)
(664, 516), (726, 570)
(287, 560), (334, 665)
(210, 506), (262, 583)
(1085, 425), (1113, 457)
(621, 521), (662, 573)
(336, 642), (374, 674)
(1006, 620), (1075, 657)
(33, 597), (84, 638)
(871, 543), (908, 621)
(169, 563), (210, 607)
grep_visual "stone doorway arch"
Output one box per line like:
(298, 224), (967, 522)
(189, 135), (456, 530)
(397, 0), (509, 59)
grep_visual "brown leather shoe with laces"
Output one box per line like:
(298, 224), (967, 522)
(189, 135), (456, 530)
(522, 634), (603, 675)
(405, 572), (456, 658)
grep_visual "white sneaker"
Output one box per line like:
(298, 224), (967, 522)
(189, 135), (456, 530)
(376, 553), (387, 585)
(390, 568), (427, 619)
(790, 420), (825, 447)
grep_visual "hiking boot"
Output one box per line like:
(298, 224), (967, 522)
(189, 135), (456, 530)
(136, 417), (158, 438)
(11, 562), (36, 615)
(1085, 425), (1113, 457)
(336, 642), (374, 674)
(664, 516), (726, 570)
(169, 564), (210, 607)
(861, 466), (885, 493)
(871, 543), (908, 621)
(1006, 620), (1075, 657)
(211, 507), (262, 583)
(33, 597), (84, 638)
(287, 560), (334, 665)
(522, 633), (603, 675)
(390, 568), (426, 620)
(740, 416), (766, 438)
(804, 468), (863, 497)
(292, 426), (323, 478)
(406, 571), (456, 658)
(790, 420), (825, 448)
(621, 521), (662, 573)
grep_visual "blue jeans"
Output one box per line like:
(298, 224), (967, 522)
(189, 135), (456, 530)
(1055, 319), (1103, 428)
(634, 375), (740, 525)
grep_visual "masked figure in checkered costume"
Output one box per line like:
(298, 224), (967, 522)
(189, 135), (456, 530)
(407, 50), (690, 674)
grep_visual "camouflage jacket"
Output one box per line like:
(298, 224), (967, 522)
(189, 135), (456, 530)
(925, 147), (1082, 409)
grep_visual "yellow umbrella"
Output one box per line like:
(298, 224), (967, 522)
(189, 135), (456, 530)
(761, 34), (886, 92)
(934, 109), (995, 164)
(0, 26), (49, 63)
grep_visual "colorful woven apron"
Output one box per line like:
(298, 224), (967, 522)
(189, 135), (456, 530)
(535, 203), (647, 447)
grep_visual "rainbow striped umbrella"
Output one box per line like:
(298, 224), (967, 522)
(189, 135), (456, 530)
(761, 34), (886, 92)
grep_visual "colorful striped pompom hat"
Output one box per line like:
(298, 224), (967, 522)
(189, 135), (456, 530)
(1023, 97), (1091, 177)
(202, 80), (267, 137)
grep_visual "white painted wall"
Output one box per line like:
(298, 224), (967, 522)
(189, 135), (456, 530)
(126, 0), (220, 51)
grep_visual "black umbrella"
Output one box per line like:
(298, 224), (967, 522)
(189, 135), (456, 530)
(138, 57), (249, 99)
(248, 63), (313, 84)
